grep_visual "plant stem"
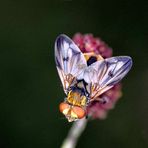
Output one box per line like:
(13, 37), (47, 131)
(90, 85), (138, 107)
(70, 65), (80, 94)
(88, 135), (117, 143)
(61, 118), (88, 148)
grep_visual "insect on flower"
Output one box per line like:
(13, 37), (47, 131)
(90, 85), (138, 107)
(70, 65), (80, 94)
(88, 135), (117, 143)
(55, 34), (132, 122)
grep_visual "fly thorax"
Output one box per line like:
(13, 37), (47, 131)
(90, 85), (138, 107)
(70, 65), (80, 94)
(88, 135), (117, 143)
(67, 90), (87, 107)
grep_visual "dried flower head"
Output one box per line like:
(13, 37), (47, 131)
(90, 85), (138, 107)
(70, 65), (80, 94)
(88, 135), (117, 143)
(73, 33), (122, 119)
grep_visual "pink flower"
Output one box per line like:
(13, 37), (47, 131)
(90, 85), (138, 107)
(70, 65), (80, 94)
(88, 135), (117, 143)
(87, 84), (122, 119)
(73, 33), (112, 58)
(73, 33), (122, 120)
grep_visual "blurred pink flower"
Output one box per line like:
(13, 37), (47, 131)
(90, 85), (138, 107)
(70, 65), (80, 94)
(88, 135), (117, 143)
(73, 33), (112, 58)
(73, 33), (122, 119)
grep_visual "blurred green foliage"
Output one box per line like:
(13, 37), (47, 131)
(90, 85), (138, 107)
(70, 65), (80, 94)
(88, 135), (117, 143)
(0, 0), (148, 147)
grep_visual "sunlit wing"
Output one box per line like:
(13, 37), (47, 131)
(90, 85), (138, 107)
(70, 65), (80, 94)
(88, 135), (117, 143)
(78, 56), (132, 100)
(55, 34), (87, 94)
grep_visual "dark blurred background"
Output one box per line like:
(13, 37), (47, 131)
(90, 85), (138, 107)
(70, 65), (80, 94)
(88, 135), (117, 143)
(0, 0), (148, 147)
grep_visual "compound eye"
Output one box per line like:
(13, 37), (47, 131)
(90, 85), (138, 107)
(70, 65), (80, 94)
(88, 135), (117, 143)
(72, 106), (86, 119)
(59, 102), (69, 114)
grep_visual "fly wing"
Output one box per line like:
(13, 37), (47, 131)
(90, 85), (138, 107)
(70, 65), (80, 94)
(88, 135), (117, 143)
(77, 56), (132, 100)
(55, 34), (87, 94)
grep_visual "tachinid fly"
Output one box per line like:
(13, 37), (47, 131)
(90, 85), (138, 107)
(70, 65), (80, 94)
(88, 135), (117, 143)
(55, 34), (132, 122)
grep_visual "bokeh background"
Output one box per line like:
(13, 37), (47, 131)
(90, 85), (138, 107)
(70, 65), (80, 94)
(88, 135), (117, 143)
(0, 0), (148, 147)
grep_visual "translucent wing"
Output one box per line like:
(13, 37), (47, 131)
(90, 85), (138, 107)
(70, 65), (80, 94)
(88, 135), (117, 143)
(78, 56), (132, 100)
(55, 34), (87, 94)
